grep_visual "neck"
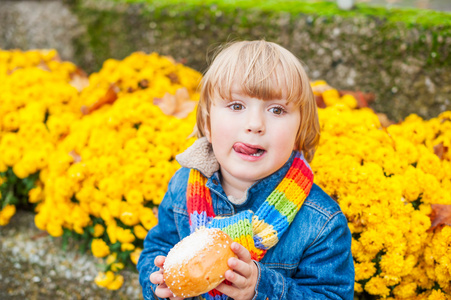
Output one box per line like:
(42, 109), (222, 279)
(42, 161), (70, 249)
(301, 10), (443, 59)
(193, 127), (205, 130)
(219, 168), (254, 199)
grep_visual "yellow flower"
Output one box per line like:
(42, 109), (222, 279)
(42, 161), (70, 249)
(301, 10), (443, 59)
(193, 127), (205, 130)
(120, 243), (135, 252)
(119, 209), (140, 227)
(116, 227), (135, 244)
(354, 282), (363, 294)
(106, 222), (118, 244)
(341, 94), (358, 109)
(46, 222), (64, 237)
(379, 252), (406, 278)
(89, 201), (102, 218)
(322, 89), (340, 106)
(28, 186), (44, 203)
(393, 281), (417, 299)
(0, 204), (16, 220)
(417, 150), (443, 180)
(106, 199), (122, 218)
(125, 189), (143, 205)
(133, 224), (148, 240)
(130, 247), (142, 265)
(358, 229), (384, 256)
(93, 224), (105, 237)
(1, 148), (21, 167)
(365, 276), (391, 297)
(427, 289), (448, 300)
(91, 239), (110, 258)
(100, 207), (114, 225)
(67, 163), (86, 181)
(354, 262), (376, 281)
(110, 262), (124, 272)
(139, 207), (158, 230)
(106, 252), (118, 265)
(106, 273), (123, 290)
(95, 271), (115, 287)
(34, 211), (48, 231)
(0, 205), (16, 226)
(98, 177), (123, 199)
(3, 110), (20, 131)
(0, 159), (7, 172)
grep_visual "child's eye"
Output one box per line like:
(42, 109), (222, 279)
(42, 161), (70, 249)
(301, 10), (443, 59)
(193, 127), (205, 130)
(229, 103), (244, 111)
(269, 106), (286, 115)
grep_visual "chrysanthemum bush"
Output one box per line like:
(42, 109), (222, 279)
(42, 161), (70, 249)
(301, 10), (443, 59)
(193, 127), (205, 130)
(311, 84), (451, 299)
(0, 49), (201, 289)
(1, 49), (450, 298)
(0, 49), (82, 225)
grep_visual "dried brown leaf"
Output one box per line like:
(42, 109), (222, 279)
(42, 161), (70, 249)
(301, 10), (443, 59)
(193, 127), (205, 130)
(339, 90), (375, 108)
(376, 113), (396, 128)
(429, 204), (451, 231)
(70, 68), (90, 92)
(81, 84), (119, 115)
(69, 150), (82, 163)
(433, 143), (448, 160)
(315, 95), (326, 108)
(166, 72), (180, 84)
(139, 79), (149, 89)
(153, 87), (197, 118)
(311, 82), (333, 94)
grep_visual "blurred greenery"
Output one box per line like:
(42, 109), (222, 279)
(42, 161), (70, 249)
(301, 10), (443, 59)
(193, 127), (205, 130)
(0, 168), (38, 211)
(109, 0), (451, 28)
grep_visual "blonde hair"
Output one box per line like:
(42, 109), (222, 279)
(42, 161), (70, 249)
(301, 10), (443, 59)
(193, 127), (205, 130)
(195, 40), (320, 162)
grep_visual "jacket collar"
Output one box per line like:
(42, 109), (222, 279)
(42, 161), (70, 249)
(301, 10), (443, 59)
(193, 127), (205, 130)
(175, 137), (219, 178)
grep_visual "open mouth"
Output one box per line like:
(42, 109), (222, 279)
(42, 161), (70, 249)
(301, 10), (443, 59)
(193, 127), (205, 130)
(233, 143), (266, 157)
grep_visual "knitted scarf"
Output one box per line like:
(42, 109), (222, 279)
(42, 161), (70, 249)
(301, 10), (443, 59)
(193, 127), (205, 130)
(187, 151), (314, 300)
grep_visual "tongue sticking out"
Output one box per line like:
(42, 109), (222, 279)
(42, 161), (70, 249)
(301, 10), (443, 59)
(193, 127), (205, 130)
(233, 143), (260, 155)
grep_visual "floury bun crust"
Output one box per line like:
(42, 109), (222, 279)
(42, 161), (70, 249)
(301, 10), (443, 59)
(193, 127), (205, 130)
(163, 228), (237, 298)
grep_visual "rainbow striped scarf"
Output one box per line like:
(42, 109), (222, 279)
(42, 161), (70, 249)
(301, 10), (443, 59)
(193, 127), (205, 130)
(187, 152), (313, 300)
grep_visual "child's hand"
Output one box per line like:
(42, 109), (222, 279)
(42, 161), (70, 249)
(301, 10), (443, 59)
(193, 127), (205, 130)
(149, 256), (184, 300)
(216, 242), (258, 300)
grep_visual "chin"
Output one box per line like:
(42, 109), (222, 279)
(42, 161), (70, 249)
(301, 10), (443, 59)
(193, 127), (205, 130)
(230, 169), (270, 183)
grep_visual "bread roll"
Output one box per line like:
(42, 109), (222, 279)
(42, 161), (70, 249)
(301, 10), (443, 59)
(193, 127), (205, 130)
(163, 228), (237, 298)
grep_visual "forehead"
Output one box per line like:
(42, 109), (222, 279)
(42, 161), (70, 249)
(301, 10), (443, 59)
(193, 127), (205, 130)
(204, 41), (308, 106)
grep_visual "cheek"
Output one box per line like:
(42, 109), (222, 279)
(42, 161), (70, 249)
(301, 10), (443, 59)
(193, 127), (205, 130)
(210, 122), (234, 144)
(209, 111), (236, 142)
(271, 121), (300, 151)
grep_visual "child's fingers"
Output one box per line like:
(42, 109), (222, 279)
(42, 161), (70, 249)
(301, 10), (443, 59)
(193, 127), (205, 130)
(231, 242), (252, 263)
(224, 268), (247, 287)
(228, 256), (252, 278)
(155, 282), (179, 299)
(215, 278), (237, 297)
(149, 270), (164, 285)
(150, 256), (167, 285)
(216, 271), (253, 300)
(154, 255), (166, 268)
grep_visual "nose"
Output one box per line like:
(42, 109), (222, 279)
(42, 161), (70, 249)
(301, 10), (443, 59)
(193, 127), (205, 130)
(246, 109), (265, 134)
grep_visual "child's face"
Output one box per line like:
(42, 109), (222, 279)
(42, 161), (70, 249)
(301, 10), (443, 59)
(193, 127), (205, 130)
(206, 85), (300, 191)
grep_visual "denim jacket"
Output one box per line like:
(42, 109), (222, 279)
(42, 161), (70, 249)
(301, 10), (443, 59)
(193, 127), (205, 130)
(137, 151), (355, 300)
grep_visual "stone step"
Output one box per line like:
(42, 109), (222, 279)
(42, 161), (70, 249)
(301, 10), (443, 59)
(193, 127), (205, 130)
(0, 211), (143, 300)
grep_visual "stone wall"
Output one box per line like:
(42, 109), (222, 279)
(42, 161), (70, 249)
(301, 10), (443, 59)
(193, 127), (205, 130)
(1, 0), (450, 121)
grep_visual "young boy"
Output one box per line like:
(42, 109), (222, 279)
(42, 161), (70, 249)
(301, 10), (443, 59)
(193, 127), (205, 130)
(137, 40), (355, 300)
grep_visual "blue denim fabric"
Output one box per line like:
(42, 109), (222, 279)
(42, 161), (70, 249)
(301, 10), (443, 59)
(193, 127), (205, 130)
(137, 153), (355, 300)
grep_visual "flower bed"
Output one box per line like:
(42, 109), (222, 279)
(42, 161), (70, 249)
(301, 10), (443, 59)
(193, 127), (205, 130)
(0, 49), (450, 299)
